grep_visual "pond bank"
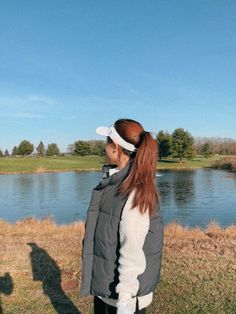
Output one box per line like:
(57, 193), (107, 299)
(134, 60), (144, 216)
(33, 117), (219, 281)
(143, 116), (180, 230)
(0, 166), (210, 175)
(0, 167), (101, 175)
(211, 156), (236, 172)
(0, 155), (230, 175)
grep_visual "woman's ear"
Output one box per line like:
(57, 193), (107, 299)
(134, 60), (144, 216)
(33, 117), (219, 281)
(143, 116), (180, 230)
(111, 142), (118, 152)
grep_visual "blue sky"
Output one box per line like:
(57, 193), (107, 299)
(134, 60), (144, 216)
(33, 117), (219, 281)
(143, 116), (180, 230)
(0, 1), (235, 152)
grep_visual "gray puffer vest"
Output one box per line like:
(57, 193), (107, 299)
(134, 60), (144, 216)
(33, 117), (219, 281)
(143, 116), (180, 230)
(79, 159), (163, 298)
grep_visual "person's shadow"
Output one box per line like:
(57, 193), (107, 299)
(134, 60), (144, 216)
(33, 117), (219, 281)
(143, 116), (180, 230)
(0, 272), (14, 314)
(27, 243), (80, 314)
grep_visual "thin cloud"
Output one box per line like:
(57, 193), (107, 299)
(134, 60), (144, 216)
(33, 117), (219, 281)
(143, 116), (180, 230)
(0, 94), (59, 108)
(0, 94), (61, 119)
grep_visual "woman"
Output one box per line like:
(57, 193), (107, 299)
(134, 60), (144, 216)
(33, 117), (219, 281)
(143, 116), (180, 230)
(79, 118), (163, 314)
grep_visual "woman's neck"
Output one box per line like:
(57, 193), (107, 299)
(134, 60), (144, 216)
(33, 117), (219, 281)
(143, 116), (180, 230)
(116, 156), (130, 170)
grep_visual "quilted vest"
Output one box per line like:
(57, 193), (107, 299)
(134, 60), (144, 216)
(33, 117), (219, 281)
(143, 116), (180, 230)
(79, 159), (163, 298)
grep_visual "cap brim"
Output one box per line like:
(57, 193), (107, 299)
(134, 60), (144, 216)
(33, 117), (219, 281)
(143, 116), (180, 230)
(96, 126), (109, 136)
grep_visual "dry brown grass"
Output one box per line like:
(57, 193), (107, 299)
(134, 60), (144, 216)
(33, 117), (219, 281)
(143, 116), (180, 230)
(35, 166), (47, 173)
(211, 156), (236, 172)
(0, 218), (236, 313)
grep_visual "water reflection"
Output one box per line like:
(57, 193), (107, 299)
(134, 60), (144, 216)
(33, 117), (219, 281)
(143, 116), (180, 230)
(0, 169), (235, 228)
(73, 172), (100, 216)
(172, 171), (195, 204)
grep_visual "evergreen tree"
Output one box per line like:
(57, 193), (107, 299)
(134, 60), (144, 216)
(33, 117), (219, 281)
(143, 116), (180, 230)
(36, 141), (46, 156)
(201, 142), (212, 158)
(171, 128), (195, 162)
(156, 130), (172, 161)
(74, 140), (91, 156)
(17, 140), (34, 156)
(0, 149), (3, 157)
(46, 143), (60, 156)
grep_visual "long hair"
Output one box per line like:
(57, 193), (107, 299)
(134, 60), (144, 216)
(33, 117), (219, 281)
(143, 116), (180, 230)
(107, 118), (160, 216)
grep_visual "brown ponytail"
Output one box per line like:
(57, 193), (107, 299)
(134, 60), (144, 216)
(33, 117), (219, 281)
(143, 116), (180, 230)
(111, 118), (160, 216)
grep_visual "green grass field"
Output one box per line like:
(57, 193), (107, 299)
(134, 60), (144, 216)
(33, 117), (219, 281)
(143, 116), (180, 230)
(0, 154), (229, 174)
(0, 156), (105, 173)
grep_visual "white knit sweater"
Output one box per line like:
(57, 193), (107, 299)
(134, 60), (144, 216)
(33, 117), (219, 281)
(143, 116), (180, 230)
(97, 166), (153, 312)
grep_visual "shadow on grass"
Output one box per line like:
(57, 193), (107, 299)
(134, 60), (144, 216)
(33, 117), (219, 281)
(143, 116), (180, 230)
(0, 273), (14, 314)
(27, 243), (80, 314)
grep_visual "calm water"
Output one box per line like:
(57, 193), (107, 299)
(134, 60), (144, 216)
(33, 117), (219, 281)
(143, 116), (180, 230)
(0, 169), (235, 228)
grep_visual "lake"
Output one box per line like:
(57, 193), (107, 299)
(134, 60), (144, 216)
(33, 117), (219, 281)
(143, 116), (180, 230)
(0, 169), (235, 228)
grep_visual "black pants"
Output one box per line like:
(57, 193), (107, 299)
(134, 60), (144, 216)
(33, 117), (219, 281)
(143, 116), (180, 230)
(93, 296), (146, 314)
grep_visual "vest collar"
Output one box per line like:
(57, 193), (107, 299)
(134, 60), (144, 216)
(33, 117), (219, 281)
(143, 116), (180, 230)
(96, 159), (132, 189)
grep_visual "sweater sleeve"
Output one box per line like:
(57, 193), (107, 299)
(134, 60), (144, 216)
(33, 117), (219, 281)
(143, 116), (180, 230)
(115, 189), (150, 313)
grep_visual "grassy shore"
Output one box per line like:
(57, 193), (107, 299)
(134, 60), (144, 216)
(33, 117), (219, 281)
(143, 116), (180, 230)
(0, 156), (105, 174)
(0, 218), (236, 313)
(0, 154), (232, 174)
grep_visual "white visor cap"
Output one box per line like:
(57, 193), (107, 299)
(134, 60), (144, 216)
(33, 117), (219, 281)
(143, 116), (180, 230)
(96, 125), (138, 152)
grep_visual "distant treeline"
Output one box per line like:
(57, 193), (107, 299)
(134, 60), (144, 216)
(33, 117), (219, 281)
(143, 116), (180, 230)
(157, 130), (236, 161)
(1, 128), (236, 161)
